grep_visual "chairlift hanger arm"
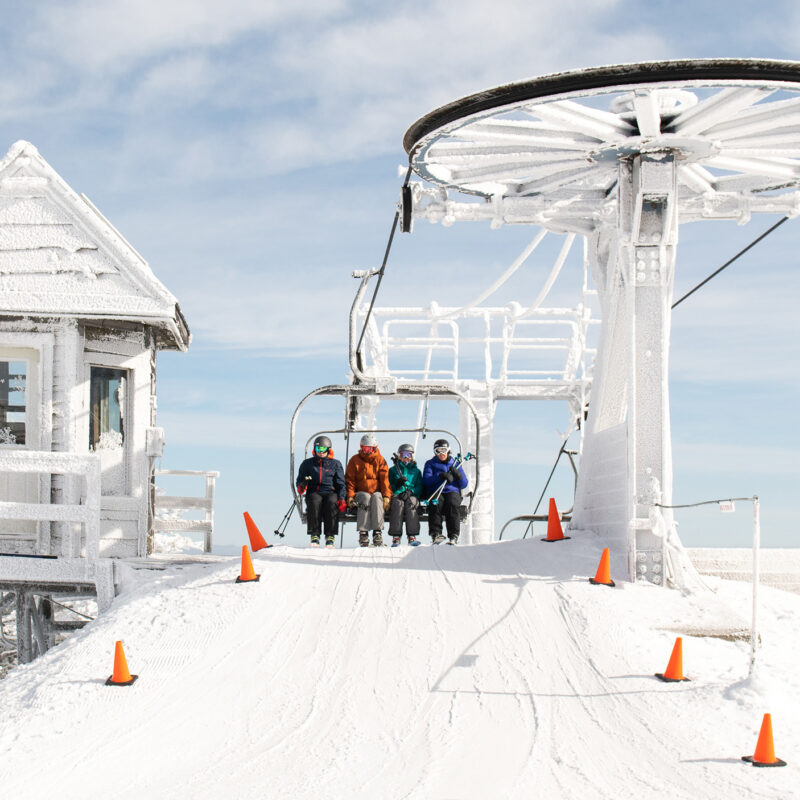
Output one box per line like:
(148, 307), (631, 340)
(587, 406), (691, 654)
(352, 166), (414, 369)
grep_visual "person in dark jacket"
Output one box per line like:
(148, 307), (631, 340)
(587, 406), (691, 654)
(296, 435), (346, 547)
(422, 438), (468, 545)
(388, 443), (423, 546)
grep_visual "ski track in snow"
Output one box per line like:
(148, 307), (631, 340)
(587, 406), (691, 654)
(0, 538), (798, 800)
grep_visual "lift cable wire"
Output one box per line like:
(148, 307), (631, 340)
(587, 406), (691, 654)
(672, 215), (790, 309)
(354, 165), (414, 363)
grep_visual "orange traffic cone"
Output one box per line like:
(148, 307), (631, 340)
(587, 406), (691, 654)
(655, 637), (690, 682)
(589, 548), (615, 586)
(236, 545), (261, 583)
(742, 713), (787, 767)
(244, 511), (270, 551)
(541, 498), (571, 542)
(106, 640), (138, 686)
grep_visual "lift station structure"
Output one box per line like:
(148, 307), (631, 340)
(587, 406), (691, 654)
(349, 59), (800, 584)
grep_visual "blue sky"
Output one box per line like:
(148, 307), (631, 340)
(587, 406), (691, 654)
(2, 0), (798, 550)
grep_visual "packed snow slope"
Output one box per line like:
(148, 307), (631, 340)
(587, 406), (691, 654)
(1, 537), (798, 800)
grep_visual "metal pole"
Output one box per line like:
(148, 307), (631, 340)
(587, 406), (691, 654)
(749, 496), (760, 675)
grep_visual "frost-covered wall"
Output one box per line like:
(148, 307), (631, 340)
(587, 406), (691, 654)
(0, 140), (189, 562)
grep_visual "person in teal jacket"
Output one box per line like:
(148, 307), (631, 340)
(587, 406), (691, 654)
(388, 443), (423, 546)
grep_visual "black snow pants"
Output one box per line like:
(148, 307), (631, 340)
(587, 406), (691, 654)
(427, 491), (461, 539)
(388, 493), (420, 538)
(306, 492), (339, 537)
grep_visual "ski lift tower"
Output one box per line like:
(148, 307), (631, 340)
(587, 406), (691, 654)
(402, 59), (800, 582)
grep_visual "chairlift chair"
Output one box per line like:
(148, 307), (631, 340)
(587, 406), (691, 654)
(289, 384), (481, 540)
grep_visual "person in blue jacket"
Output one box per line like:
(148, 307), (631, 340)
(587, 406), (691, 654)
(296, 435), (346, 547)
(388, 443), (423, 546)
(422, 438), (468, 545)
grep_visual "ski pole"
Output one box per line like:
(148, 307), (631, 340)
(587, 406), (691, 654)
(275, 476), (311, 536)
(273, 501), (296, 537)
(392, 456), (413, 496)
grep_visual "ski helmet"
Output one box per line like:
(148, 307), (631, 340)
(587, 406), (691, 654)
(433, 438), (450, 453)
(397, 443), (414, 455)
(313, 435), (332, 451)
(360, 433), (378, 448)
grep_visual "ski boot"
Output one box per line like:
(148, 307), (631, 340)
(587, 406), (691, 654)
(358, 532), (370, 547)
(447, 535), (459, 546)
(408, 535), (420, 547)
(391, 536), (401, 548)
(325, 535), (336, 549)
(372, 531), (384, 547)
(432, 533), (445, 545)
(309, 534), (321, 548)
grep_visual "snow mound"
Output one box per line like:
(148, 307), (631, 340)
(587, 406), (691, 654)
(151, 530), (204, 554)
(0, 537), (798, 799)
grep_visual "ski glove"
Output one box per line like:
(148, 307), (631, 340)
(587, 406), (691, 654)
(297, 484), (307, 495)
(383, 496), (391, 512)
(337, 499), (347, 513)
(347, 496), (357, 508)
(441, 471), (455, 483)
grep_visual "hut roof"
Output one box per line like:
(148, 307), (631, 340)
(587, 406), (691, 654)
(0, 141), (189, 350)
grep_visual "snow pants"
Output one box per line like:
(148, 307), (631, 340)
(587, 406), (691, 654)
(427, 490), (461, 539)
(354, 491), (385, 532)
(306, 492), (339, 537)
(388, 494), (420, 538)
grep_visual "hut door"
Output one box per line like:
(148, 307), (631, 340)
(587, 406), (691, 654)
(0, 347), (41, 543)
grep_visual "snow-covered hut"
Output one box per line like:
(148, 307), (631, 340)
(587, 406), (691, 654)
(0, 140), (190, 563)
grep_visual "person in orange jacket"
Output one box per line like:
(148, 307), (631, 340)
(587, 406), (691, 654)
(345, 433), (392, 547)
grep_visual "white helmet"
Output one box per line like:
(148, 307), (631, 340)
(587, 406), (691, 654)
(360, 433), (378, 448)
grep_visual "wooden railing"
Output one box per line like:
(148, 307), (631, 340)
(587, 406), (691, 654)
(153, 469), (220, 552)
(0, 450), (101, 558)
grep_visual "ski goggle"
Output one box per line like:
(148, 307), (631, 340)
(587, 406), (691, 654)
(314, 445), (329, 453)
(434, 446), (449, 455)
(360, 445), (377, 454)
(399, 451), (414, 459)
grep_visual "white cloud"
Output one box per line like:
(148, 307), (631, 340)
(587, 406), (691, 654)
(673, 440), (799, 476)
(178, 270), (355, 354)
(30, 0), (343, 72)
(5, 0), (669, 183)
(156, 407), (286, 449)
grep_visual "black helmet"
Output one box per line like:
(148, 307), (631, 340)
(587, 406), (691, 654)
(433, 438), (450, 453)
(313, 435), (332, 452)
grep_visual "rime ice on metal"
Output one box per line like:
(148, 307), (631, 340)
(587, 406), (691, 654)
(0, 140), (204, 662)
(399, 60), (800, 583)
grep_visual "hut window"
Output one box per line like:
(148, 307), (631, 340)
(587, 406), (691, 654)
(90, 367), (126, 451)
(0, 360), (27, 445)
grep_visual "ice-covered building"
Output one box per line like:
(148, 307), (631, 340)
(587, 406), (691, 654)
(0, 140), (190, 595)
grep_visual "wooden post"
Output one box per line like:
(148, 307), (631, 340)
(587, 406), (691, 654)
(16, 591), (32, 664)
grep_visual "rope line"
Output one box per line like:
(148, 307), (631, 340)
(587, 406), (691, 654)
(655, 496), (757, 509)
